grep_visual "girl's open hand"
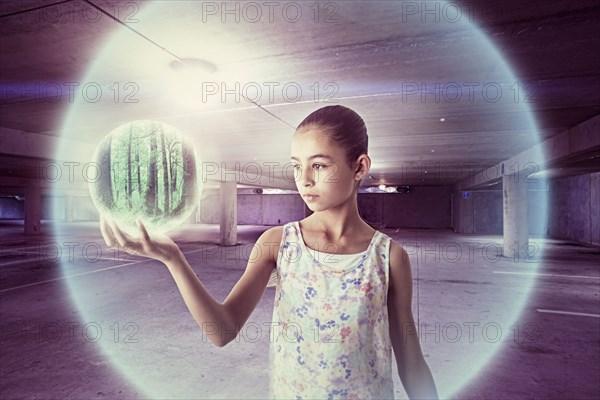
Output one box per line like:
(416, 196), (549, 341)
(100, 216), (181, 264)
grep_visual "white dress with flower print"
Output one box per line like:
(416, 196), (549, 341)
(268, 221), (395, 400)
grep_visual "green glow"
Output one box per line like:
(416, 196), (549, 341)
(88, 120), (202, 234)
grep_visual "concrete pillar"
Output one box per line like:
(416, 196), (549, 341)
(503, 174), (529, 260)
(65, 194), (74, 222)
(24, 186), (42, 235)
(219, 181), (237, 245)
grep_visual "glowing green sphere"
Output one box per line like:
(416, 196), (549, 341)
(89, 120), (202, 234)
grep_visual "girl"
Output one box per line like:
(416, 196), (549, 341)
(100, 105), (439, 400)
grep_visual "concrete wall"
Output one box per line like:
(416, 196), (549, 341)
(199, 192), (305, 226)
(474, 190), (503, 234)
(0, 196), (66, 220)
(0, 196), (92, 221)
(0, 197), (24, 218)
(452, 191), (473, 234)
(5, 175), (595, 247)
(358, 187), (452, 228)
(44, 196), (65, 220)
(453, 189), (548, 236)
(452, 172), (600, 246)
(199, 186), (453, 228)
(72, 196), (99, 221)
(548, 172), (600, 246)
(1, 186), (454, 228)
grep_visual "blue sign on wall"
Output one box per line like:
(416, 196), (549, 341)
(462, 192), (471, 199)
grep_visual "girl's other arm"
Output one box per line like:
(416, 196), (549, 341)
(217, 226), (280, 346)
(388, 241), (439, 400)
(165, 226), (279, 347)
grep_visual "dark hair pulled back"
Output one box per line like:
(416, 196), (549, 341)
(296, 105), (369, 173)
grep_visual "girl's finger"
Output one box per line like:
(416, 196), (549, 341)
(110, 219), (132, 248)
(136, 218), (151, 243)
(100, 216), (115, 247)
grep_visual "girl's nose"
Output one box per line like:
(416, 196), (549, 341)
(298, 166), (314, 186)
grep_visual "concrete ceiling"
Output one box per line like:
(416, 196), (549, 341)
(1, 0), (599, 196)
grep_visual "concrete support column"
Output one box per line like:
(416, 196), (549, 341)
(219, 181), (237, 246)
(503, 174), (529, 260)
(65, 194), (74, 222)
(24, 186), (42, 235)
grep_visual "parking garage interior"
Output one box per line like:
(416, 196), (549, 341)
(1, 1), (599, 399)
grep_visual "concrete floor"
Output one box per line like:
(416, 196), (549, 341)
(0, 220), (598, 400)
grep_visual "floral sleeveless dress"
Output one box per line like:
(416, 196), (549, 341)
(268, 221), (395, 400)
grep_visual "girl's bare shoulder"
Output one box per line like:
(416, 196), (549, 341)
(259, 225), (286, 261)
(266, 225), (285, 241)
(388, 239), (412, 290)
(389, 239), (410, 266)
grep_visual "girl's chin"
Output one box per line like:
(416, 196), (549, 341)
(305, 203), (319, 210)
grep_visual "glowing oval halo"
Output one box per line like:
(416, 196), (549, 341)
(53, 1), (548, 398)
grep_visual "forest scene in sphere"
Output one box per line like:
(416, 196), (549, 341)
(89, 120), (202, 234)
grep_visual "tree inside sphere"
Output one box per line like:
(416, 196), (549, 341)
(89, 120), (202, 235)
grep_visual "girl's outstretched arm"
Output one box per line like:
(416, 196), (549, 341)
(388, 241), (439, 400)
(100, 217), (278, 347)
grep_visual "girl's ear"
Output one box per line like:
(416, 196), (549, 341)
(354, 154), (371, 180)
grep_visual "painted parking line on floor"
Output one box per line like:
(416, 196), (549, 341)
(0, 246), (218, 294)
(537, 309), (600, 318)
(0, 250), (130, 267)
(0, 261), (143, 293)
(493, 271), (600, 280)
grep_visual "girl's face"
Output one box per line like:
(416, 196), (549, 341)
(290, 127), (368, 211)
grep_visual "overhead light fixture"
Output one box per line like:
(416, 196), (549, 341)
(440, 117), (446, 122)
(78, 1), (294, 127)
(170, 58), (217, 74)
(378, 184), (386, 190)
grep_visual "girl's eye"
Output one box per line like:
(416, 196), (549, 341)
(292, 163), (326, 170)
